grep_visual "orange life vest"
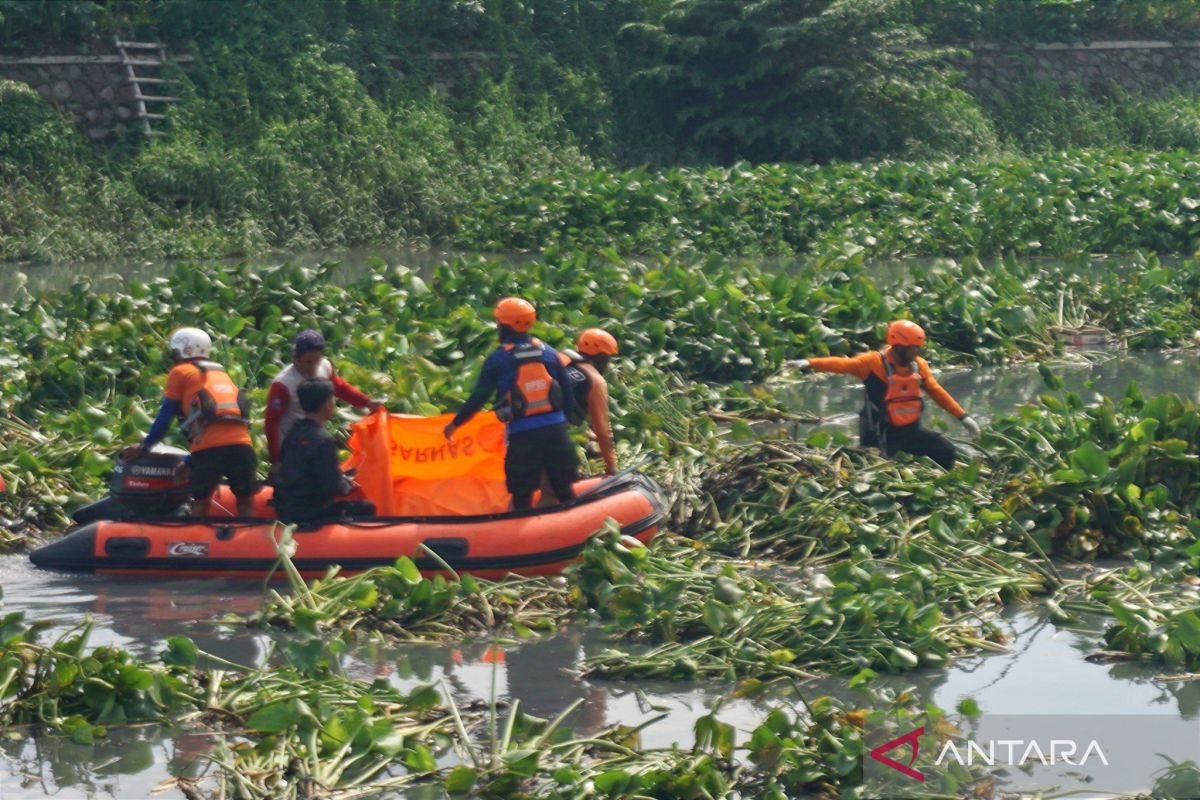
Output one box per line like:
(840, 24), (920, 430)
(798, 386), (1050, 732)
(502, 339), (562, 420)
(881, 352), (923, 427)
(180, 360), (250, 440)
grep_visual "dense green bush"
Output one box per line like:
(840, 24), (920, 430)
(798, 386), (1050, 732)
(5, 0), (1200, 262)
(624, 0), (997, 164)
(911, 0), (1200, 43)
(0, 80), (85, 172)
(983, 80), (1200, 153)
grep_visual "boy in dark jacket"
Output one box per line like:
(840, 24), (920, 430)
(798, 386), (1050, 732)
(274, 378), (375, 523)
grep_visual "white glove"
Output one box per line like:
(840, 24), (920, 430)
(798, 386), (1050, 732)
(961, 415), (981, 440)
(786, 359), (811, 373)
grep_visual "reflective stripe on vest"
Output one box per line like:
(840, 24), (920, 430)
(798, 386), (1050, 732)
(180, 360), (250, 439)
(502, 339), (561, 419)
(882, 351), (923, 427)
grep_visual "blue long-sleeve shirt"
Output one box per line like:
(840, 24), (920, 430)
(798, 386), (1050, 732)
(452, 336), (573, 434)
(141, 398), (181, 448)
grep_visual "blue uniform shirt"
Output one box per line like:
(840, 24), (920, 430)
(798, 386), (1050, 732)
(451, 335), (573, 434)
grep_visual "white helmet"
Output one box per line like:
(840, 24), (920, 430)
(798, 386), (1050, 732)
(169, 327), (212, 360)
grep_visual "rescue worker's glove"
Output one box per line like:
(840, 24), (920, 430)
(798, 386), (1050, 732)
(443, 422), (458, 440)
(785, 359), (811, 373)
(961, 415), (981, 440)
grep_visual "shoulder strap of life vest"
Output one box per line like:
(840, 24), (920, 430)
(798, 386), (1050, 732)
(181, 360), (249, 437)
(881, 350), (922, 386)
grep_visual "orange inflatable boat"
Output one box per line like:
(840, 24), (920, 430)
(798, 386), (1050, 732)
(29, 411), (665, 579)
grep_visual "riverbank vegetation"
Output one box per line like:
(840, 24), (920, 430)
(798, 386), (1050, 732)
(5, 1), (1200, 262)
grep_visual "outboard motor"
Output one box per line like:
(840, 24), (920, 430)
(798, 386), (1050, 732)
(72, 445), (191, 524)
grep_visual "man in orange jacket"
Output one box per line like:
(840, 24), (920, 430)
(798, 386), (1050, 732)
(789, 320), (980, 469)
(122, 327), (257, 516)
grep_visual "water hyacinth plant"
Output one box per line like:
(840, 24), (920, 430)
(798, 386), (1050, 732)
(248, 553), (570, 643)
(9, 252), (1200, 795)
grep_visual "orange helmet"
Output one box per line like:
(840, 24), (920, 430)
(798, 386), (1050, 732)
(886, 320), (926, 347)
(577, 328), (618, 357)
(493, 297), (536, 332)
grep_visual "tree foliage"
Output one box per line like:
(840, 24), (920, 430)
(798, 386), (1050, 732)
(627, 0), (995, 164)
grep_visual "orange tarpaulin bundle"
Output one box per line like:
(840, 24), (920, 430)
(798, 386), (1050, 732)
(344, 409), (510, 516)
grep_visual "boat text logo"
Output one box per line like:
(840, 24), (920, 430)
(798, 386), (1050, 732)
(167, 541), (209, 557)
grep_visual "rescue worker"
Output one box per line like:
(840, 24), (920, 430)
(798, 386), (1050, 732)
(265, 329), (381, 470)
(558, 328), (619, 475)
(274, 378), (376, 524)
(443, 298), (578, 511)
(790, 320), (981, 469)
(122, 327), (257, 517)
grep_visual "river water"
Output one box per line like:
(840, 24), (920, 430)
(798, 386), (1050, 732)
(1, 251), (1197, 797)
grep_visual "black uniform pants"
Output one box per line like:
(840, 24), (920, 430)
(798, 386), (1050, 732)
(883, 423), (957, 470)
(506, 422), (579, 510)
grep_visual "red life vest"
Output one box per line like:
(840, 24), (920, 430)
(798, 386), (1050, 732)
(881, 351), (923, 427)
(180, 360), (250, 440)
(502, 339), (562, 420)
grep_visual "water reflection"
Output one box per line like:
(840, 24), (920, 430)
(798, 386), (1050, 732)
(0, 723), (212, 800)
(0, 556), (269, 666)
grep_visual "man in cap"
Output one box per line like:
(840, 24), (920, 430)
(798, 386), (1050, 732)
(265, 329), (381, 473)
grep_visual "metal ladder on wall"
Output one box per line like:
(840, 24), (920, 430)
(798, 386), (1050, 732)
(114, 37), (179, 137)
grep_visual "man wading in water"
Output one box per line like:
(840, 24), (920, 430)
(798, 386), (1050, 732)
(789, 320), (980, 468)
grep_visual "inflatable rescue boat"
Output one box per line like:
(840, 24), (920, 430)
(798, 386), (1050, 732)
(29, 411), (665, 579)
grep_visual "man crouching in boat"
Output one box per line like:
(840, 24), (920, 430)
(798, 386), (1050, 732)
(122, 327), (257, 517)
(274, 378), (376, 524)
(443, 298), (578, 511)
(789, 320), (981, 469)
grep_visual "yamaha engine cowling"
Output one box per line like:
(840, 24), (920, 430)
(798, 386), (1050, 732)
(72, 445), (190, 524)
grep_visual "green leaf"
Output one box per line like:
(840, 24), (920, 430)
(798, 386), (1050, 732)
(161, 636), (198, 668)
(848, 668), (877, 688)
(394, 556), (422, 585)
(224, 317), (248, 338)
(500, 748), (540, 777)
(293, 607), (327, 636)
(1038, 363), (1064, 390)
(445, 765), (478, 794)
(404, 743), (437, 772)
(1069, 441), (1109, 478)
(246, 701), (301, 734)
(1173, 612), (1200, 654)
(730, 419), (754, 441)
(594, 769), (632, 794)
